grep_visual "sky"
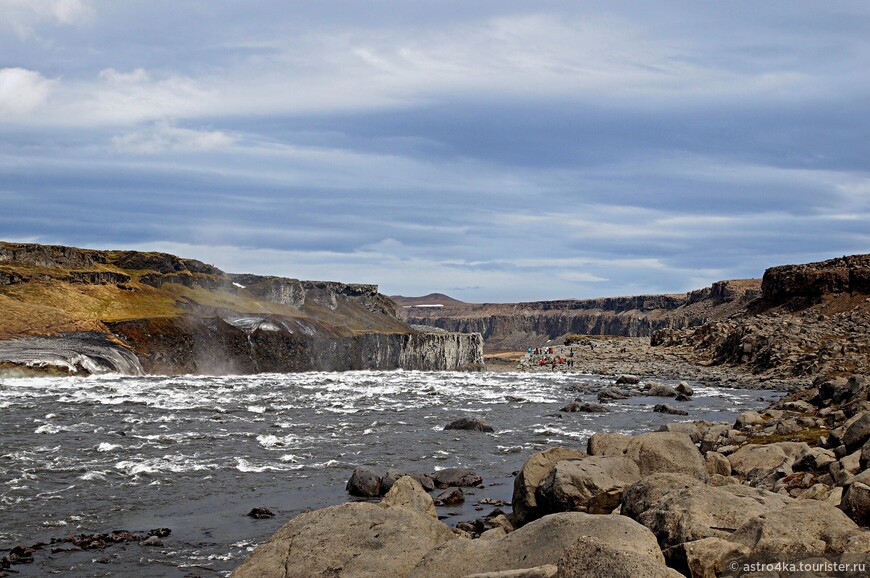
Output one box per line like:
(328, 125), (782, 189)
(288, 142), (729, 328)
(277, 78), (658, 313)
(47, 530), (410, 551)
(1, 1), (868, 302)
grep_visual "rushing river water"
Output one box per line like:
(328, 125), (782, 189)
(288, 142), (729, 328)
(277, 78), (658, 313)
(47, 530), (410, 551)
(0, 371), (780, 577)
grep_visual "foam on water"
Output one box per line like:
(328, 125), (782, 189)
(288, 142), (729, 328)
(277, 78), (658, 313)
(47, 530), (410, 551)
(0, 370), (781, 577)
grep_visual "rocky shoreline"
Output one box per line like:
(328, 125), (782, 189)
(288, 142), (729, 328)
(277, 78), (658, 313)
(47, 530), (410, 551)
(231, 372), (870, 577)
(510, 336), (807, 392)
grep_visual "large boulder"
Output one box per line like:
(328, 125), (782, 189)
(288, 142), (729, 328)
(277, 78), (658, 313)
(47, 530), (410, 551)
(512, 448), (586, 526)
(682, 537), (750, 578)
(346, 466), (382, 497)
(623, 478), (792, 551)
(557, 536), (682, 578)
(621, 473), (704, 520)
(586, 433), (631, 456)
(431, 468), (483, 488)
(727, 442), (809, 480)
(705, 452), (731, 477)
(231, 502), (455, 578)
(624, 432), (707, 480)
(841, 470), (870, 526)
(382, 469), (437, 493)
(653, 404), (687, 416)
(646, 383), (678, 397)
(534, 456), (641, 515)
(379, 475), (438, 519)
(408, 512), (664, 578)
(445, 416), (494, 433)
(729, 500), (862, 561)
(675, 382), (694, 396)
(843, 412), (870, 452)
(560, 401), (608, 413)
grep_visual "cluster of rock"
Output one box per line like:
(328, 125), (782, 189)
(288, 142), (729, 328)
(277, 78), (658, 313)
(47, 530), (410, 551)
(1, 528), (171, 573)
(347, 466), (484, 509)
(559, 375), (693, 416)
(233, 374), (870, 578)
(652, 255), (870, 380)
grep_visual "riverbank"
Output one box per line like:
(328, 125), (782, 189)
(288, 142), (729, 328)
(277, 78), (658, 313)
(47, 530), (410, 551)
(495, 336), (807, 391)
(231, 372), (870, 577)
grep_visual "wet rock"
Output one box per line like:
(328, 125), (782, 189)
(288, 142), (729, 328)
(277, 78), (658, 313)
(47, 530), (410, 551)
(435, 487), (465, 506)
(674, 394), (690, 402)
(534, 456), (641, 515)
(675, 382), (694, 396)
(557, 536), (682, 578)
(445, 416), (494, 433)
(247, 507), (275, 519)
(597, 387), (629, 402)
(653, 404), (688, 416)
(408, 471), (436, 492)
(512, 448), (587, 527)
(140, 535), (163, 547)
(431, 468), (483, 489)
(559, 401), (608, 413)
(408, 512), (664, 578)
(615, 374), (641, 385)
(624, 432), (707, 480)
(346, 466), (382, 497)
(381, 467), (406, 494)
(646, 383), (678, 397)
(372, 470), (432, 493)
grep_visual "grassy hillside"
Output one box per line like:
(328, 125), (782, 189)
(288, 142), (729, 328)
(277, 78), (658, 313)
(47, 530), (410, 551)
(0, 242), (407, 339)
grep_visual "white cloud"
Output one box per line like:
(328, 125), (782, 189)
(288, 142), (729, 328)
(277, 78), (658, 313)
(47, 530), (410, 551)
(0, 11), (828, 128)
(0, 67), (55, 114)
(99, 68), (151, 84)
(111, 122), (236, 154)
(0, 0), (92, 37)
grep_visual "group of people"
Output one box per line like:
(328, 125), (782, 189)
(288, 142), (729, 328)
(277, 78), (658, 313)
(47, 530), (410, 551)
(526, 345), (576, 370)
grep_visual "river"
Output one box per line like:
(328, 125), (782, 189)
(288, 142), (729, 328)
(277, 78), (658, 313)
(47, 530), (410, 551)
(0, 370), (780, 576)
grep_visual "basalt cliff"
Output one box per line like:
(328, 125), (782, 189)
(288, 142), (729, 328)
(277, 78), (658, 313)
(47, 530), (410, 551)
(397, 279), (761, 352)
(0, 242), (483, 375)
(398, 254), (870, 381)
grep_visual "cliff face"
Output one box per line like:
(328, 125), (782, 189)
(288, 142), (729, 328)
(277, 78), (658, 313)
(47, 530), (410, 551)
(400, 280), (760, 351)
(652, 254), (870, 379)
(0, 242), (482, 375)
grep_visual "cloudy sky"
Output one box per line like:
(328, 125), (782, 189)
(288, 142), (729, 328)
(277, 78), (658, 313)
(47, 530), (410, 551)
(1, 1), (868, 302)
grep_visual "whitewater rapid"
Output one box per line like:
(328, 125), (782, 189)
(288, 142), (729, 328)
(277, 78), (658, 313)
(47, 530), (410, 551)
(0, 370), (779, 576)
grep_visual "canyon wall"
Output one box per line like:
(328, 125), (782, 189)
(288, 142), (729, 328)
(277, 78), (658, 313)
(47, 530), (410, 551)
(402, 280), (760, 351)
(0, 242), (483, 375)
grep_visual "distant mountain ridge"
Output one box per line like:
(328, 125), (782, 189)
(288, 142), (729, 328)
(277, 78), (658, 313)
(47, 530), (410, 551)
(390, 293), (469, 308)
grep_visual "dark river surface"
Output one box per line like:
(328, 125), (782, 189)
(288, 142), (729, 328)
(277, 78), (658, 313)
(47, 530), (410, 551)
(0, 370), (781, 576)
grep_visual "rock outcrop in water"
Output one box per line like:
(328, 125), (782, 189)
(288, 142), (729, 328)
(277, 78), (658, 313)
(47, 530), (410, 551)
(0, 242), (483, 375)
